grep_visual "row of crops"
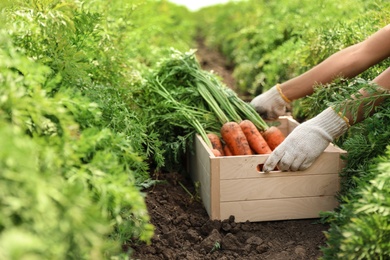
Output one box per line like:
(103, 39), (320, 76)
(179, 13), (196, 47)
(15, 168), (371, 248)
(0, 0), (196, 258)
(196, 1), (390, 259)
(1, 0), (389, 259)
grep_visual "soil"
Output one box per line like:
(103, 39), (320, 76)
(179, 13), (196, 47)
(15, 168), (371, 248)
(127, 39), (330, 260)
(194, 37), (237, 91)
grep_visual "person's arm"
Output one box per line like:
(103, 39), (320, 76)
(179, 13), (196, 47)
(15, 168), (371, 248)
(281, 24), (390, 100)
(263, 67), (390, 173)
(347, 66), (390, 124)
(250, 24), (390, 120)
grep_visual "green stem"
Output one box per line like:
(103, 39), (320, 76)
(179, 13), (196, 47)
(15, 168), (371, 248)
(153, 79), (213, 148)
(196, 82), (229, 125)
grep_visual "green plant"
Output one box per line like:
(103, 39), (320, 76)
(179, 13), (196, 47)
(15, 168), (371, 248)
(337, 158), (390, 259)
(210, 241), (221, 253)
(0, 0), (197, 257)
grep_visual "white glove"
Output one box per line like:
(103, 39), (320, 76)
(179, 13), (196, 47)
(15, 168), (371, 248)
(250, 84), (291, 120)
(263, 107), (349, 172)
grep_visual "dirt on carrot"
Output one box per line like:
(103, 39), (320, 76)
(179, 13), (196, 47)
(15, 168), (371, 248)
(207, 133), (225, 156)
(239, 120), (272, 154)
(221, 122), (253, 156)
(262, 126), (286, 150)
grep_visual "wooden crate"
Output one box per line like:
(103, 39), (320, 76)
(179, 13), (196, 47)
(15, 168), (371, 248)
(189, 116), (346, 222)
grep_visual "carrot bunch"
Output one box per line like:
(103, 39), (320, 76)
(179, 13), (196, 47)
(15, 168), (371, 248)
(207, 120), (285, 157)
(191, 67), (287, 156)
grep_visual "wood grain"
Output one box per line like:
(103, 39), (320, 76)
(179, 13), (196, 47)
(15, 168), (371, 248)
(220, 196), (339, 222)
(220, 174), (339, 201)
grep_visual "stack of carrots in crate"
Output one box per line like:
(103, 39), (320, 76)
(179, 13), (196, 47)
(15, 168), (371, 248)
(193, 74), (285, 157)
(208, 120), (285, 157)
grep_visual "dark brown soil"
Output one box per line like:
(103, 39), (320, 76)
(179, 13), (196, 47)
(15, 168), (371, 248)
(195, 37), (237, 91)
(127, 39), (329, 260)
(128, 172), (328, 260)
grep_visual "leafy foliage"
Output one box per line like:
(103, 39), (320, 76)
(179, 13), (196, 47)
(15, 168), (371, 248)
(136, 50), (225, 172)
(137, 49), (270, 172)
(337, 157), (390, 259)
(0, 31), (120, 258)
(0, 0), (198, 258)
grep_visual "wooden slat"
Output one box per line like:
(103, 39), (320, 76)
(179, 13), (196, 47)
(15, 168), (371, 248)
(190, 134), (213, 216)
(220, 196), (339, 222)
(286, 116), (299, 131)
(218, 151), (343, 180)
(220, 174), (339, 202)
(210, 158), (221, 219)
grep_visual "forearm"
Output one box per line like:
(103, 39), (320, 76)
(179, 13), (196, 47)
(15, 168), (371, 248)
(345, 67), (390, 125)
(280, 24), (390, 101)
(280, 43), (373, 100)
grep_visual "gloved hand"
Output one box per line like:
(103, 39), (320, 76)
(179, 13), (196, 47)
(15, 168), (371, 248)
(263, 107), (349, 172)
(250, 84), (291, 120)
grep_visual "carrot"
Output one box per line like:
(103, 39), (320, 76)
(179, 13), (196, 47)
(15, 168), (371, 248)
(211, 148), (222, 157)
(262, 126), (286, 150)
(207, 133), (225, 156)
(239, 120), (272, 154)
(221, 122), (253, 155)
(223, 143), (233, 156)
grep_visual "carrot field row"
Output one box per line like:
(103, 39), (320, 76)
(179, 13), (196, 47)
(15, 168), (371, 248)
(1, 0), (389, 259)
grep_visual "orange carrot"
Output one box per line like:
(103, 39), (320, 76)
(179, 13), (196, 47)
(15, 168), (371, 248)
(211, 148), (222, 157)
(239, 120), (272, 154)
(207, 133), (225, 156)
(221, 122), (253, 156)
(223, 143), (233, 156)
(262, 126), (286, 150)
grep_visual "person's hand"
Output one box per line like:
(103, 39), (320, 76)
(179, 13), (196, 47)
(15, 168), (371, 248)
(250, 84), (291, 120)
(263, 107), (349, 172)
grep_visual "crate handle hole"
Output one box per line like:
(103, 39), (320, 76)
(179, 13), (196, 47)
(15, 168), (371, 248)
(256, 164), (264, 172)
(257, 164), (280, 173)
